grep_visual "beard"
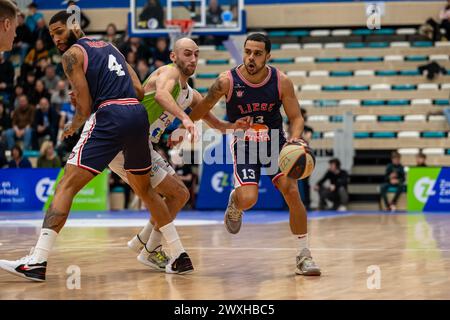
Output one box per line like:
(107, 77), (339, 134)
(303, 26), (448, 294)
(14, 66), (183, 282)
(176, 61), (195, 77)
(57, 30), (79, 54)
(244, 62), (263, 75)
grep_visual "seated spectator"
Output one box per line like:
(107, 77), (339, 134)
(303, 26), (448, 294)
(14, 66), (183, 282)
(136, 59), (151, 82)
(423, 0), (450, 41)
(102, 23), (122, 47)
(138, 0), (164, 29)
(21, 71), (37, 97)
(418, 61), (447, 81)
(380, 151), (405, 212)
(41, 65), (61, 95)
(24, 39), (49, 72)
(4, 95), (35, 150)
(30, 79), (51, 106)
(25, 2), (44, 33)
(315, 158), (349, 211)
(11, 84), (25, 110)
(12, 13), (33, 64)
(152, 37), (170, 70)
(51, 80), (70, 109)
(0, 52), (14, 104)
(126, 51), (137, 72)
(8, 145), (32, 168)
(120, 37), (152, 64)
(32, 18), (53, 50)
(0, 101), (12, 139)
(207, 0), (223, 25)
(416, 152), (427, 167)
(37, 140), (61, 168)
(33, 97), (59, 147)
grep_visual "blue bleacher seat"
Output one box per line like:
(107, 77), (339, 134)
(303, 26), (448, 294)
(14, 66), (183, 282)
(197, 87), (208, 94)
(354, 132), (370, 139)
(353, 29), (372, 35)
(206, 59), (229, 65)
(378, 115), (403, 122)
(392, 84), (416, 91)
(316, 57), (338, 63)
(345, 42), (365, 49)
(406, 55), (428, 62)
(412, 41), (433, 48)
(447, 149), (450, 155)
(23, 150), (40, 158)
(268, 31), (288, 37)
(330, 71), (353, 77)
(361, 56), (383, 62)
(340, 57), (359, 63)
(323, 85), (345, 91)
(196, 73), (219, 79)
(374, 28), (395, 35)
(269, 58), (294, 64)
(272, 44), (281, 50)
(216, 45), (226, 51)
(368, 42), (389, 48)
(288, 30), (309, 37)
(376, 70), (397, 76)
(387, 99), (410, 106)
(362, 100), (385, 106)
(422, 132), (446, 138)
(372, 132), (396, 138)
(399, 70), (421, 76)
(434, 99), (450, 105)
(330, 115), (343, 122)
(348, 85), (369, 91)
(317, 100), (339, 107)
(313, 132), (322, 139)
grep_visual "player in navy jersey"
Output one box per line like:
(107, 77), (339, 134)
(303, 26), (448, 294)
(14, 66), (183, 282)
(188, 33), (321, 276)
(0, 11), (193, 281)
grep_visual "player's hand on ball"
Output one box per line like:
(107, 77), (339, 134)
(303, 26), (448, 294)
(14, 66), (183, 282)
(233, 116), (253, 131)
(62, 122), (76, 139)
(286, 137), (308, 146)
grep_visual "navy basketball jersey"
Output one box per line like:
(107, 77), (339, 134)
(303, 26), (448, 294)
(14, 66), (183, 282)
(226, 65), (284, 132)
(73, 37), (137, 113)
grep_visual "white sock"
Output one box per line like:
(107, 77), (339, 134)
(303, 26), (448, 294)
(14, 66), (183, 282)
(159, 222), (185, 259)
(297, 233), (309, 254)
(138, 221), (154, 244)
(145, 230), (162, 252)
(32, 228), (58, 262)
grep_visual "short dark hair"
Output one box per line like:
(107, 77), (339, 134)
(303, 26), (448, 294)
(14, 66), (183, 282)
(49, 10), (72, 26)
(0, 0), (18, 20)
(417, 152), (426, 159)
(391, 151), (401, 159)
(245, 33), (271, 53)
(329, 158), (341, 169)
(12, 145), (23, 157)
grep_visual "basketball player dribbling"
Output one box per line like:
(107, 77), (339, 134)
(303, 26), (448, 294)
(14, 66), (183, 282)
(109, 38), (250, 271)
(188, 33), (321, 276)
(0, 11), (194, 281)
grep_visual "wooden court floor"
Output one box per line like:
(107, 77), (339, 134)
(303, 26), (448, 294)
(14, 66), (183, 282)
(0, 214), (449, 300)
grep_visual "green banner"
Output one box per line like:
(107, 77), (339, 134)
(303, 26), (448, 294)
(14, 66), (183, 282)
(407, 167), (440, 212)
(44, 169), (109, 211)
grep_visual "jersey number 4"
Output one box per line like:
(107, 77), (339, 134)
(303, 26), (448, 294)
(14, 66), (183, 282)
(108, 54), (125, 77)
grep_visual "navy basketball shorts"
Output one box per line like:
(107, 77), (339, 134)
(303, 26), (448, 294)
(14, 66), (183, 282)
(67, 100), (152, 175)
(230, 135), (286, 188)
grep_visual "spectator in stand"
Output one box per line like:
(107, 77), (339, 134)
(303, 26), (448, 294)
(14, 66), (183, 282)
(206, 0), (223, 25)
(24, 39), (49, 75)
(380, 151), (406, 212)
(152, 37), (171, 70)
(0, 100), (11, 139)
(139, 0), (164, 29)
(315, 158), (349, 211)
(41, 65), (61, 95)
(11, 85), (25, 110)
(126, 51), (138, 72)
(32, 17), (53, 50)
(25, 2), (44, 33)
(416, 152), (427, 167)
(7, 145), (32, 168)
(120, 37), (152, 63)
(63, 0), (91, 30)
(12, 13), (33, 64)
(33, 97), (59, 147)
(102, 23), (122, 48)
(21, 71), (36, 97)
(51, 80), (70, 110)
(424, 0), (450, 41)
(4, 95), (35, 150)
(136, 59), (151, 82)
(37, 140), (61, 168)
(0, 52), (15, 105)
(30, 79), (51, 106)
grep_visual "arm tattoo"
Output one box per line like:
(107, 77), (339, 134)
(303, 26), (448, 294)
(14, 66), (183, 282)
(207, 76), (225, 100)
(43, 204), (69, 233)
(62, 50), (78, 77)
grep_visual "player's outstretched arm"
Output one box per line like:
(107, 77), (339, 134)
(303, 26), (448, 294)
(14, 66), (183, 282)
(126, 63), (144, 100)
(61, 46), (92, 137)
(280, 72), (304, 142)
(188, 72), (229, 122)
